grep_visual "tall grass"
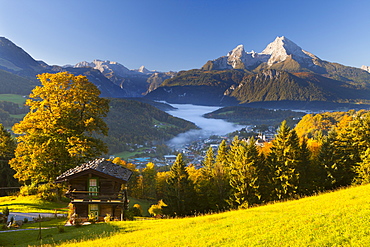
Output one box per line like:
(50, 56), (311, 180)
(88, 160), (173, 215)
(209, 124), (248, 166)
(2, 185), (370, 246)
(0, 195), (68, 213)
(42, 184), (370, 246)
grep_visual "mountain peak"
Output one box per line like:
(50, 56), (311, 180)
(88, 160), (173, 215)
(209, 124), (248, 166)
(362, 65), (370, 73)
(227, 45), (245, 56)
(261, 36), (310, 65)
(74, 59), (132, 77)
(138, 65), (150, 74)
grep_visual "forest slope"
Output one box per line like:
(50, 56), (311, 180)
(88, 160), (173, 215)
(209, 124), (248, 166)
(0, 95), (197, 153)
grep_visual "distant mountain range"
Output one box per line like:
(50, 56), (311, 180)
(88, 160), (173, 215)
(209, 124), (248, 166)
(0, 37), (176, 98)
(1, 36), (370, 110)
(146, 36), (370, 109)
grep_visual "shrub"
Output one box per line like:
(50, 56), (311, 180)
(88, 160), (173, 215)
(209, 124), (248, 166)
(2, 207), (9, 217)
(88, 213), (97, 224)
(37, 183), (59, 201)
(57, 225), (65, 233)
(124, 210), (135, 221)
(23, 218), (28, 224)
(104, 214), (111, 222)
(74, 216), (82, 227)
(19, 184), (38, 196)
(132, 204), (143, 216)
(148, 200), (167, 217)
(19, 183), (65, 201)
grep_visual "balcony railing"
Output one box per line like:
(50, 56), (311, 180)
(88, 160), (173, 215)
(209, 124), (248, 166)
(66, 190), (127, 202)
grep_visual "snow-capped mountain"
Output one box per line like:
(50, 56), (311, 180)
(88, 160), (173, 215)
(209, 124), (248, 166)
(73, 59), (170, 97)
(74, 60), (157, 76)
(147, 36), (370, 108)
(361, 65), (370, 73)
(202, 36), (321, 71)
(134, 65), (155, 75)
(74, 59), (135, 77)
(261, 36), (319, 66)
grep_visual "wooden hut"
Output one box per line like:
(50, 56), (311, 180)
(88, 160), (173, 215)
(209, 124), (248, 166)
(55, 158), (133, 222)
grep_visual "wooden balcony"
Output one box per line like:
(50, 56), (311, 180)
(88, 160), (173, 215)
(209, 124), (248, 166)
(66, 190), (127, 204)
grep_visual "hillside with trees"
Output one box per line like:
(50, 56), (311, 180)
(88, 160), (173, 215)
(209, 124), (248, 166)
(114, 109), (370, 217)
(0, 69), (37, 94)
(3, 71), (370, 225)
(204, 105), (306, 126)
(101, 98), (197, 153)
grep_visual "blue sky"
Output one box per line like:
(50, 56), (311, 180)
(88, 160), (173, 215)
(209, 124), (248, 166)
(1, 0), (369, 72)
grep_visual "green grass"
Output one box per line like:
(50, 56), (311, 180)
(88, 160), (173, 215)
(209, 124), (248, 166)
(10, 113), (26, 119)
(152, 119), (177, 129)
(112, 150), (141, 160)
(128, 197), (155, 217)
(0, 94), (26, 105)
(0, 221), (118, 247)
(2, 184), (370, 246)
(0, 195), (68, 213)
(217, 110), (234, 116)
(20, 218), (67, 229)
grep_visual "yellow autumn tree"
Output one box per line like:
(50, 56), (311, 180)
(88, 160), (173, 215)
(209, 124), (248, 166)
(10, 72), (110, 183)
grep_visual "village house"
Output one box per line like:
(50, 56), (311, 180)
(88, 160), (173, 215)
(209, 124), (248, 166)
(55, 158), (133, 222)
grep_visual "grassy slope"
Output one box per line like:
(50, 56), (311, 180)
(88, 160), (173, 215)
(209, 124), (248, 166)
(2, 184), (369, 246)
(0, 195), (69, 213)
(60, 184), (370, 247)
(0, 94), (26, 105)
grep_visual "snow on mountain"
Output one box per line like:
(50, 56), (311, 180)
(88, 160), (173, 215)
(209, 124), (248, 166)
(204, 36), (321, 70)
(227, 44), (269, 69)
(133, 65), (157, 75)
(74, 60), (158, 77)
(74, 59), (134, 77)
(361, 65), (370, 73)
(261, 36), (315, 66)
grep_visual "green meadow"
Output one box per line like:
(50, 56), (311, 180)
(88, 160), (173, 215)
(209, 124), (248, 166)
(2, 184), (370, 246)
(0, 94), (26, 105)
(0, 195), (68, 214)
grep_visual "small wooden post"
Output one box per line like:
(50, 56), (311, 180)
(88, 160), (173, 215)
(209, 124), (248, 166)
(121, 206), (123, 221)
(37, 214), (42, 240)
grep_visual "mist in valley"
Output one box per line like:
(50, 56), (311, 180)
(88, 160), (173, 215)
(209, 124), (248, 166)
(166, 103), (245, 149)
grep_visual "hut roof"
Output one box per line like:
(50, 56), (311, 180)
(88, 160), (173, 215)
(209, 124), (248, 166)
(55, 158), (132, 182)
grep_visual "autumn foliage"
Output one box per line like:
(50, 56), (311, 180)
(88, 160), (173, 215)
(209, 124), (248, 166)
(10, 72), (109, 183)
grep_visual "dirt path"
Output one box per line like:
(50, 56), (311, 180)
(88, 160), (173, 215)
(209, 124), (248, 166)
(7, 212), (67, 222)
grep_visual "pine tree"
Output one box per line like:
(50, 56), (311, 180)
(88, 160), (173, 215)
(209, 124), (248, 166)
(229, 137), (259, 208)
(216, 139), (228, 164)
(356, 148), (370, 184)
(296, 137), (315, 195)
(317, 130), (356, 190)
(142, 162), (157, 200)
(197, 146), (216, 212)
(164, 153), (195, 216)
(203, 146), (215, 169)
(211, 139), (231, 210)
(269, 121), (301, 200)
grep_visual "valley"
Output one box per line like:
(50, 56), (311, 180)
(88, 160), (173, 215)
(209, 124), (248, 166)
(2, 2), (370, 246)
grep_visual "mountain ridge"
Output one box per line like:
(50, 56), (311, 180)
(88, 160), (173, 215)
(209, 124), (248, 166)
(0, 36), (176, 98)
(1, 35), (370, 110)
(146, 36), (370, 109)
